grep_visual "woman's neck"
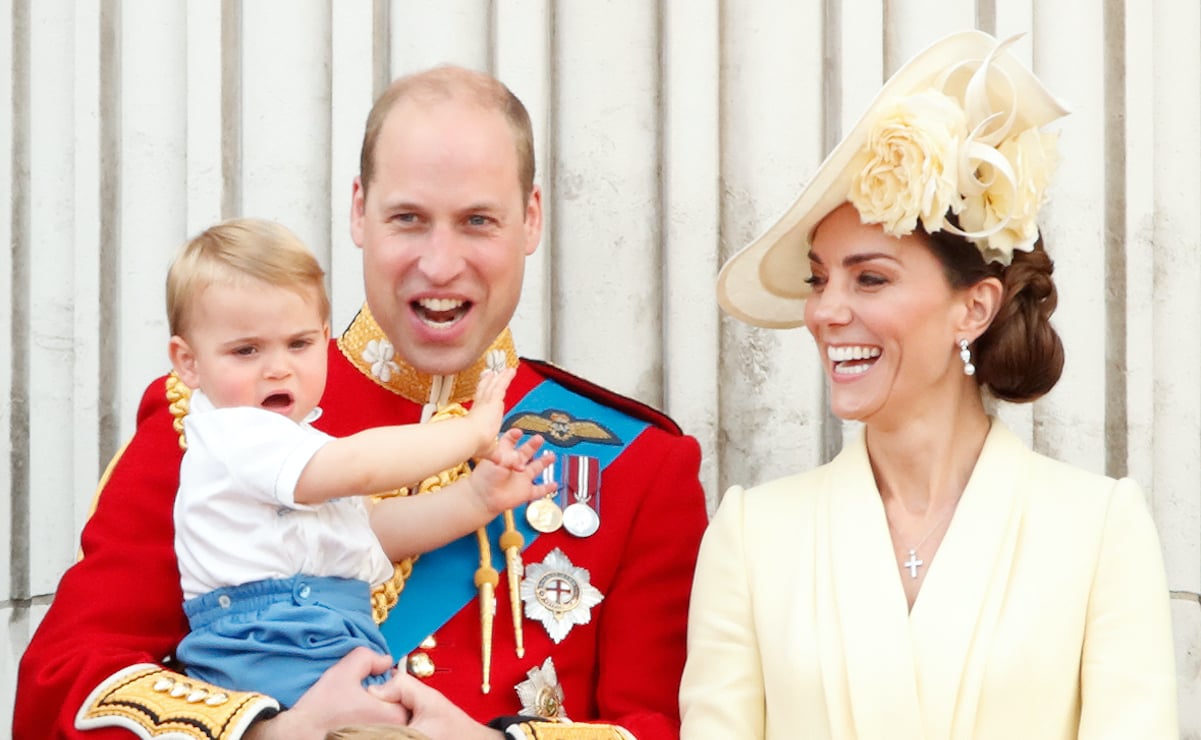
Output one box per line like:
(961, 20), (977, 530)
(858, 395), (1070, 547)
(864, 391), (991, 514)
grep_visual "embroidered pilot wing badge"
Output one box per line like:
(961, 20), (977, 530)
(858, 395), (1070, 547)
(504, 409), (621, 448)
(520, 548), (604, 644)
(515, 657), (568, 721)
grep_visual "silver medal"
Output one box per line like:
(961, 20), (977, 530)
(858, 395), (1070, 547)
(562, 502), (600, 537)
(560, 455), (600, 538)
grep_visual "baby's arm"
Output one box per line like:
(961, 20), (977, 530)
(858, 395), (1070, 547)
(293, 368), (515, 505)
(370, 433), (556, 560)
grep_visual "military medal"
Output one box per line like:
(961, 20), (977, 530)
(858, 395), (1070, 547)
(562, 502), (599, 537)
(560, 455), (601, 538)
(525, 497), (563, 533)
(520, 548), (604, 643)
(525, 460), (563, 533)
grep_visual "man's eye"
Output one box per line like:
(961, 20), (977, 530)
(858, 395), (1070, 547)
(467, 215), (491, 227)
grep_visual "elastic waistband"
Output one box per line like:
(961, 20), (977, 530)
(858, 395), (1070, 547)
(183, 575), (372, 630)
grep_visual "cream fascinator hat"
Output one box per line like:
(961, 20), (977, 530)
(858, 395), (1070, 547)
(717, 30), (1070, 328)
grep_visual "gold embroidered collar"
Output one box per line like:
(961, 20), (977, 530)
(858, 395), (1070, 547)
(336, 304), (519, 406)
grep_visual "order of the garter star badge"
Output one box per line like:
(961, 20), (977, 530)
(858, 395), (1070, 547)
(520, 548), (604, 644)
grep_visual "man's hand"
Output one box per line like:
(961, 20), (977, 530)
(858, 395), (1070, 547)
(370, 672), (504, 740)
(244, 648), (409, 740)
(468, 368), (517, 457)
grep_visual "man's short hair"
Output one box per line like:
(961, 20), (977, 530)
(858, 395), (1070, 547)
(358, 65), (536, 204)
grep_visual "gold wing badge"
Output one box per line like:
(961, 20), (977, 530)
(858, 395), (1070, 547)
(503, 410), (621, 448)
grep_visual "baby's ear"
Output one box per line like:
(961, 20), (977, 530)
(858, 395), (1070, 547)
(168, 335), (200, 388)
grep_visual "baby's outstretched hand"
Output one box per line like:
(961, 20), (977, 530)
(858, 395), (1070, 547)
(471, 436), (556, 515)
(468, 368), (516, 456)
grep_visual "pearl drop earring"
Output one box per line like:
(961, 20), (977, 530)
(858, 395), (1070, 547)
(958, 339), (976, 376)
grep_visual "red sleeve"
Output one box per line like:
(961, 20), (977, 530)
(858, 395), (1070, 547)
(593, 430), (708, 738)
(14, 376), (189, 738)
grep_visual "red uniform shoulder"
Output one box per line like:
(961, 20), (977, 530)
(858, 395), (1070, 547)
(520, 358), (683, 436)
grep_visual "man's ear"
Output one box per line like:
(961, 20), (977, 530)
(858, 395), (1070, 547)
(168, 335), (201, 389)
(958, 276), (1004, 340)
(522, 184), (543, 257)
(350, 176), (367, 249)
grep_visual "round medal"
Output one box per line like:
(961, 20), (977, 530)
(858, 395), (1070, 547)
(526, 497), (564, 533)
(562, 502), (600, 537)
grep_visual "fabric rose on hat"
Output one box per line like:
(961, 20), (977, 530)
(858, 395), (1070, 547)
(849, 90), (968, 236)
(958, 127), (1059, 264)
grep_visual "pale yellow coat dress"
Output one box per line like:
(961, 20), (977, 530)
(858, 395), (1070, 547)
(679, 419), (1177, 739)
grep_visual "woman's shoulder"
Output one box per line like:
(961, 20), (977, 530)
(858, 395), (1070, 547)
(1023, 445), (1135, 500)
(718, 461), (840, 525)
(988, 421), (1146, 522)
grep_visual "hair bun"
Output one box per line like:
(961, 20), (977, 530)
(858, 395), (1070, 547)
(975, 240), (1064, 402)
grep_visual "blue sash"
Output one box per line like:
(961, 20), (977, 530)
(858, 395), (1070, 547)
(378, 377), (651, 656)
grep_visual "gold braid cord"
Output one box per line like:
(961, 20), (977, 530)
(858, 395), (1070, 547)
(75, 665), (279, 740)
(167, 373), (192, 450)
(505, 722), (637, 740)
(370, 404), (473, 625)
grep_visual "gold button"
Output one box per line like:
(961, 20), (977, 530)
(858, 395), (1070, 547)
(408, 652), (435, 678)
(419, 635), (438, 650)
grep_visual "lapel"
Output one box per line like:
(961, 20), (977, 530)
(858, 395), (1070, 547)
(908, 419), (1026, 739)
(818, 430), (926, 739)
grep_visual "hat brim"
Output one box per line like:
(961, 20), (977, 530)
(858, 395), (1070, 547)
(716, 30), (1069, 329)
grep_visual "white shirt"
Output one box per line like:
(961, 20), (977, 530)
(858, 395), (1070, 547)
(174, 390), (394, 600)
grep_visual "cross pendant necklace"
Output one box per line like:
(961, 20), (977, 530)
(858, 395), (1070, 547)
(895, 509), (955, 580)
(902, 549), (924, 579)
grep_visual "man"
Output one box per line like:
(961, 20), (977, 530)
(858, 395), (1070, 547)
(14, 66), (709, 739)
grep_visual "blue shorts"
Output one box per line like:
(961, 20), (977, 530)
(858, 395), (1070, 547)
(176, 575), (392, 708)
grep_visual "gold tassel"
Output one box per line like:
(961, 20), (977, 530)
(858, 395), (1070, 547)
(500, 512), (526, 658)
(475, 528), (499, 694)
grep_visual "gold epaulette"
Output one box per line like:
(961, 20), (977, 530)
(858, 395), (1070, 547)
(504, 722), (637, 740)
(75, 664), (279, 740)
(167, 372), (192, 450)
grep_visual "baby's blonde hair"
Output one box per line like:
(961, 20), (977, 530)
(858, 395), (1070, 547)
(166, 218), (329, 337)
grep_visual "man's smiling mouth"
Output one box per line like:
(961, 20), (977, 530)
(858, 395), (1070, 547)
(414, 297), (470, 327)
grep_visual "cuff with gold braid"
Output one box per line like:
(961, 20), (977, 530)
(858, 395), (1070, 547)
(76, 664), (279, 739)
(490, 717), (636, 740)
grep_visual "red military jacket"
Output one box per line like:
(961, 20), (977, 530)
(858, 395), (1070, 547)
(15, 308), (709, 740)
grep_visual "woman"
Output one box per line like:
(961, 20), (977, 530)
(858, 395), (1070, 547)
(680, 31), (1177, 739)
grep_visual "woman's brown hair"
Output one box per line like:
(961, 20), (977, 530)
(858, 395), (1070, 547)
(923, 223), (1065, 403)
